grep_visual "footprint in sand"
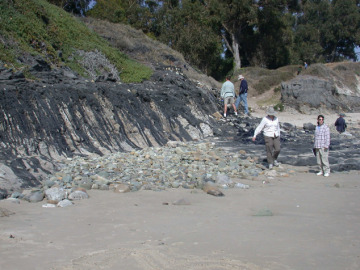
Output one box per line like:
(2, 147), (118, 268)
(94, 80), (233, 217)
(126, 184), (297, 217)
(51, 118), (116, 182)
(53, 246), (265, 270)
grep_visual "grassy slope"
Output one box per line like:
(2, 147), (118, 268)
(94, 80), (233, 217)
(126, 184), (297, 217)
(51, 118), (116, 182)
(0, 0), (152, 83)
(1, 1), (358, 97)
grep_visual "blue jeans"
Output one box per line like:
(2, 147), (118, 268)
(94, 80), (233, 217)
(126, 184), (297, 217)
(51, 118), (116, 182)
(235, 93), (248, 114)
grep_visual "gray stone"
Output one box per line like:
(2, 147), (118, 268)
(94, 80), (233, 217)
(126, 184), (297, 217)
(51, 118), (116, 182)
(62, 175), (72, 183)
(281, 74), (360, 112)
(68, 190), (89, 200)
(57, 199), (73, 207)
(303, 122), (316, 131)
(45, 187), (66, 202)
(27, 190), (44, 203)
(6, 198), (20, 204)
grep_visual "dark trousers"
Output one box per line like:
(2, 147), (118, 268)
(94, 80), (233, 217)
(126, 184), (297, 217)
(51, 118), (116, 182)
(264, 136), (280, 164)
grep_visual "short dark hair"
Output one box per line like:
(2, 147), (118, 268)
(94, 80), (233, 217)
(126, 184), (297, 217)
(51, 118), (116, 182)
(226, 76), (231, 81)
(318, 115), (324, 120)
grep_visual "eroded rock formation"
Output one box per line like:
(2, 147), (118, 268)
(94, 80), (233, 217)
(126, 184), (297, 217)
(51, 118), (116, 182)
(281, 63), (360, 113)
(0, 61), (220, 196)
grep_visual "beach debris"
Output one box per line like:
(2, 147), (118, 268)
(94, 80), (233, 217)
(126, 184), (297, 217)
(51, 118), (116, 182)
(202, 183), (224, 197)
(0, 207), (15, 217)
(42, 204), (56, 208)
(235, 183), (250, 189)
(172, 198), (191, 205)
(253, 208), (273, 216)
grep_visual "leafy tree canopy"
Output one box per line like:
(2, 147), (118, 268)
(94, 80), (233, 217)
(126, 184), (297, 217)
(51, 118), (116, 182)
(51, 0), (360, 79)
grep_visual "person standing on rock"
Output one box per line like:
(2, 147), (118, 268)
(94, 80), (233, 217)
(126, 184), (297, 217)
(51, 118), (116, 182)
(221, 76), (237, 118)
(314, 115), (331, 177)
(334, 113), (347, 134)
(252, 107), (281, 169)
(235, 75), (249, 116)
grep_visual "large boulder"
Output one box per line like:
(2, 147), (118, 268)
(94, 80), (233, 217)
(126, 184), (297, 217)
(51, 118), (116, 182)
(281, 75), (360, 113)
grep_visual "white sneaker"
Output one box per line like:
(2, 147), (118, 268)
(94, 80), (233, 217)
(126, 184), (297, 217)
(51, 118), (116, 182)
(235, 112), (238, 116)
(274, 160), (279, 167)
(316, 171), (323, 176)
(224, 114), (226, 118)
(268, 164), (273, 169)
(324, 173), (330, 177)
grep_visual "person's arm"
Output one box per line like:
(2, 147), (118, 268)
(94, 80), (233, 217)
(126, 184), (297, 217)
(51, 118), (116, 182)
(324, 126), (330, 149)
(276, 119), (280, 137)
(252, 118), (266, 141)
(220, 84), (225, 98)
(239, 81), (244, 94)
(231, 85), (236, 97)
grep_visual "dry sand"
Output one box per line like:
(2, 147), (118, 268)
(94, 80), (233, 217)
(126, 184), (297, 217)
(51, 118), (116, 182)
(1, 169), (360, 270)
(1, 111), (360, 270)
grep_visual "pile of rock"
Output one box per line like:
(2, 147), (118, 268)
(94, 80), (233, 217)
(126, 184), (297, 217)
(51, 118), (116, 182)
(5, 141), (295, 206)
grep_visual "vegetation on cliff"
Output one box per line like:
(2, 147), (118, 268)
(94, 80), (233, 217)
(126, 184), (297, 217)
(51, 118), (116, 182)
(84, 0), (360, 80)
(0, 0), (152, 83)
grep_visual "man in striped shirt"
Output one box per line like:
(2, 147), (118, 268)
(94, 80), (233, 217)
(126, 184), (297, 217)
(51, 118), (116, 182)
(314, 115), (330, 177)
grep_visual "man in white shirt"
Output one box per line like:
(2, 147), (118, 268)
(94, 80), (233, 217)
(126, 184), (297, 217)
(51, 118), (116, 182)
(252, 107), (281, 169)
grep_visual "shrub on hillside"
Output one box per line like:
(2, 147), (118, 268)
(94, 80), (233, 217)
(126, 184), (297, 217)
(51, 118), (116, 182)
(0, 0), (151, 83)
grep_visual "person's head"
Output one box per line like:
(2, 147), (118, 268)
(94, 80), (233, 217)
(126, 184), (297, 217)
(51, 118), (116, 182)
(317, 115), (325, 125)
(266, 107), (277, 119)
(238, 75), (244, 81)
(339, 113), (346, 117)
(226, 75), (231, 81)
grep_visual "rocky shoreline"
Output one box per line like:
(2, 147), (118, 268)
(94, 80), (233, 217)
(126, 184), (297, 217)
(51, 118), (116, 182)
(2, 140), (290, 206)
(2, 60), (360, 203)
(3, 112), (360, 208)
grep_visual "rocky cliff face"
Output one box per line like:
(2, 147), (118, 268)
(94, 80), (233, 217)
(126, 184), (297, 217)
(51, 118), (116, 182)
(0, 60), (221, 196)
(281, 62), (360, 113)
(2, 17), (360, 199)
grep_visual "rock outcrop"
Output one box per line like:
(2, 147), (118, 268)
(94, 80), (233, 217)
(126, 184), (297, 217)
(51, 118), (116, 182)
(0, 61), (220, 196)
(281, 63), (360, 113)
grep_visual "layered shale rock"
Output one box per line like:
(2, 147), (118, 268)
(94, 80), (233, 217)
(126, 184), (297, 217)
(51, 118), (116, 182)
(0, 61), (220, 196)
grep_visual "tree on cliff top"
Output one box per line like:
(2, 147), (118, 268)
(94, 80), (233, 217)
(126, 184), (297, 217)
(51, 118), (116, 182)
(48, 0), (93, 15)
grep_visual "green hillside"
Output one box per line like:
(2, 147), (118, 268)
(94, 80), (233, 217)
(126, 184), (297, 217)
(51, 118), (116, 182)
(0, 0), (152, 83)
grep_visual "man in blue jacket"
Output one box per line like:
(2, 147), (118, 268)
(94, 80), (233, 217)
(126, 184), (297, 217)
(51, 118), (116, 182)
(334, 113), (347, 133)
(235, 75), (249, 115)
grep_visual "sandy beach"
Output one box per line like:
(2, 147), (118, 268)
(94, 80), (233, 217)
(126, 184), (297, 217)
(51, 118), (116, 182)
(1, 111), (360, 270)
(1, 170), (360, 270)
